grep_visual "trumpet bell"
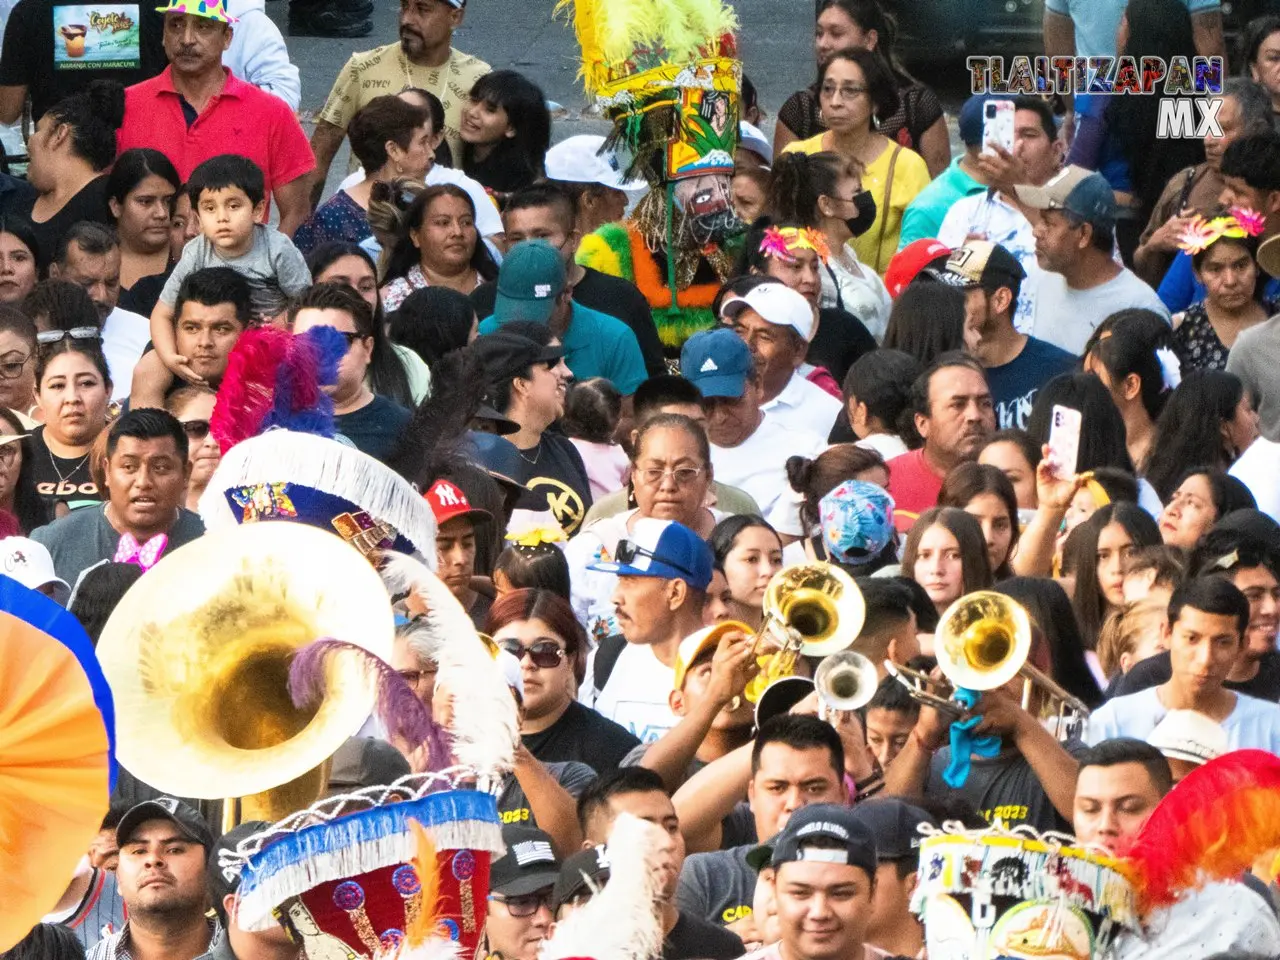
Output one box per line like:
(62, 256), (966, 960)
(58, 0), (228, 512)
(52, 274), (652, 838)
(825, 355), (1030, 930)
(763, 563), (865, 658)
(814, 650), (878, 712)
(935, 590), (1032, 692)
(97, 522), (394, 802)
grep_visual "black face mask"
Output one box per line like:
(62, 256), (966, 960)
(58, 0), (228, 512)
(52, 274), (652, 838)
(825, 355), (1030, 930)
(844, 190), (877, 237)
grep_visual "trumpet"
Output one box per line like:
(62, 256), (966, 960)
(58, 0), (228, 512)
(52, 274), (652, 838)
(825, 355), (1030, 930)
(813, 650), (878, 717)
(739, 562), (866, 704)
(887, 591), (1089, 739)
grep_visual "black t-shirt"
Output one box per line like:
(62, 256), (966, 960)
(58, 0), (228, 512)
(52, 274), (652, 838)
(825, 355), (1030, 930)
(496, 759), (597, 829)
(118, 268), (171, 317)
(1110, 649), (1280, 702)
(926, 739), (1088, 833)
(517, 432), (593, 536)
(664, 912), (745, 960)
(335, 394), (412, 464)
(5, 175), (111, 265)
(28, 424), (101, 514)
(808, 306), (876, 387)
(470, 266), (666, 378)
(0, 0), (167, 123)
(521, 700), (641, 772)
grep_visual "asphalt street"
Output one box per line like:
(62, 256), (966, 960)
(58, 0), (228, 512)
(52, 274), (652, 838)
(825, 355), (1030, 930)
(275, 0), (970, 196)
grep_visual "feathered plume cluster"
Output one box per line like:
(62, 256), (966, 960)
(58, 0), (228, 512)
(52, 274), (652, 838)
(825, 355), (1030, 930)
(210, 325), (348, 454)
(1176, 206), (1265, 255)
(555, 0), (739, 96)
(1119, 749), (1280, 913)
(759, 226), (831, 265)
(376, 820), (462, 960)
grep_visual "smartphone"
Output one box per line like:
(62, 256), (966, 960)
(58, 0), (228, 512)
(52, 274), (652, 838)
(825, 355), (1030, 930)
(982, 99), (1015, 156)
(1047, 405), (1083, 479)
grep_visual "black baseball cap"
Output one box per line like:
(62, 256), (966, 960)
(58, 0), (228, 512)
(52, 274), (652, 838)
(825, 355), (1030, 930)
(491, 824), (561, 896)
(207, 819), (270, 908)
(323, 736), (410, 798)
(849, 798), (936, 861)
(473, 330), (565, 387)
(752, 676), (814, 731)
(746, 804), (876, 878)
(928, 240), (1025, 294)
(116, 797), (215, 852)
(552, 846), (611, 909)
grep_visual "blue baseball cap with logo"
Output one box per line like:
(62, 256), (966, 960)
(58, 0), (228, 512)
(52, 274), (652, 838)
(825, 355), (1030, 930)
(681, 327), (752, 399)
(1014, 164), (1116, 231)
(492, 240), (567, 326)
(588, 517), (713, 591)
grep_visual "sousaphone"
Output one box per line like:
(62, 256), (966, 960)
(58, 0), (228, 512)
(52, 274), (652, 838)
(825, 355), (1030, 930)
(97, 522), (395, 825)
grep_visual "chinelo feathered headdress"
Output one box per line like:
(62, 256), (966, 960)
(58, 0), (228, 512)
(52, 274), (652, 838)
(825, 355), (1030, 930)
(1119, 749), (1280, 914)
(555, 0), (741, 186)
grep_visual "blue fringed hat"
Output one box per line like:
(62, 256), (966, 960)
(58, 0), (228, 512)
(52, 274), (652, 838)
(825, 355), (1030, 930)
(220, 774), (503, 957)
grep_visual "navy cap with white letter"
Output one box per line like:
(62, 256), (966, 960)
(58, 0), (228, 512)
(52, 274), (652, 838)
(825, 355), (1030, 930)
(765, 803), (877, 878)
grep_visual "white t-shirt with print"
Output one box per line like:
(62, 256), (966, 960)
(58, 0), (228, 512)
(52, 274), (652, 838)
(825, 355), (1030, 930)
(582, 641), (679, 744)
(1085, 685), (1280, 753)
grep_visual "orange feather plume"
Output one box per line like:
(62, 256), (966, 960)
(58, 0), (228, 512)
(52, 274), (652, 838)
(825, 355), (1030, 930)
(406, 818), (440, 947)
(1119, 749), (1280, 912)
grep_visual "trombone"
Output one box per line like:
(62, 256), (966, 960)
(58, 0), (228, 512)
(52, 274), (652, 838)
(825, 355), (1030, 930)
(886, 591), (1089, 739)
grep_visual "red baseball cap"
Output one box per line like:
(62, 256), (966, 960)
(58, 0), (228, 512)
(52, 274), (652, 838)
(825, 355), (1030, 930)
(884, 239), (952, 298)
(424, 479), (493, 527)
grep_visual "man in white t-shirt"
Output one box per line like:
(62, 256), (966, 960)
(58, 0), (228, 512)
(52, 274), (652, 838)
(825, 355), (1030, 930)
(1015, 166), (1168, 355)
(680, 328), (825, 531)
(1073, 737), (1280, 960)
(720, 280), (841, 439)
(582, 517), (714, 745)
(1087, 577), (1280, 751)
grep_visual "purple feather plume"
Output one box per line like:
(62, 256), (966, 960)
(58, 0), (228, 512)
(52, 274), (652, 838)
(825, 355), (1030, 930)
(288, 638), (450, 767)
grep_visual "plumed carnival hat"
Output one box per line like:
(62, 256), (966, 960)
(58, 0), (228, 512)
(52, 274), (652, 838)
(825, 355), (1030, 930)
(0, 575), (115, 950)
(556, 0), (742, 186)
(219, 774), (503, 959)
(198, 325), (437, 563)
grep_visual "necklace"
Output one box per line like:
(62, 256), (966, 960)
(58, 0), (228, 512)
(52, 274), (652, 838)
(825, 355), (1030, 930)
(46, 442), (89, 485)
(517, 438), (543, 465)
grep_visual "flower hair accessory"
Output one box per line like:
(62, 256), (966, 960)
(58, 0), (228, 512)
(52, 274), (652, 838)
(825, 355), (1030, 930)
(505, 526), (567, 549)
(1155, 346), (1182, 392)
(1176, 207), (1266, 255)
(759, 226), (831, 264)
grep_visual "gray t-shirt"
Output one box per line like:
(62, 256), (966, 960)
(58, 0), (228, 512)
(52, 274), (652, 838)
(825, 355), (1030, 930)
(1228, 314), (1280, 444)
(676, 844), (759, 928)
(160, 223), (312, 318)
(32, 505), (205, 588)
(1028, 267), (1169, 355)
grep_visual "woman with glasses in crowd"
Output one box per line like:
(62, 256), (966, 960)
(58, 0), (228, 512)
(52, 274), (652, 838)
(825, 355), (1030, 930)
(0, 406), (50, 534)
(164, 386), (219, 514)
(488, 587), (640, 772)
(0, 306), (38, 422)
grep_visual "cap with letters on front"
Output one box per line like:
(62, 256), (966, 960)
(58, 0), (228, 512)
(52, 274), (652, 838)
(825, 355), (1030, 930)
(492, 240), (568, 327)
(755, 803), (877, 879)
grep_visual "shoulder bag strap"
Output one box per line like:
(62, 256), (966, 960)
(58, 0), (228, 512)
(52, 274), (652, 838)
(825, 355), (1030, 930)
(873, 144), (903, 274)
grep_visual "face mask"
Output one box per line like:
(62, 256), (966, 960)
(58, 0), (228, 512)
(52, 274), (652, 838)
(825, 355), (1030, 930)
(844, 190), (877, 237)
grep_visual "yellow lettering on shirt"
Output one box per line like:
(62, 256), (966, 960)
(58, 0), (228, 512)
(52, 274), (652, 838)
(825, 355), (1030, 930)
(500, 808), (531, 824)
(721, 905), (753, 923)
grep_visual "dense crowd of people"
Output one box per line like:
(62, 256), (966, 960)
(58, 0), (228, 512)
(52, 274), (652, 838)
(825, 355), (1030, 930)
(7, 0), (1280, 958)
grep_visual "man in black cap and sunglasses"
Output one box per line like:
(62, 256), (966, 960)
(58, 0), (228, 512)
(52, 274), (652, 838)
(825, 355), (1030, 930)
(483, 824), (561, 960)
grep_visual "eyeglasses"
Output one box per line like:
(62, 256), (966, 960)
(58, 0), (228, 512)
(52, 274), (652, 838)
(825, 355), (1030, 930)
(0, 442), (19, 463)
(819, 82), (869, 100)
(614, 539), (699, 581)
(635, 465), (705, 487)
(181, 419), (210, 441)
(397, 667), (437, 687)
(490, 891), (553, 918)
(337, 331), (369, 346)
(498, 638), (566, 669)
(37, 327), (100, 346)
(0, 352), (29, 380)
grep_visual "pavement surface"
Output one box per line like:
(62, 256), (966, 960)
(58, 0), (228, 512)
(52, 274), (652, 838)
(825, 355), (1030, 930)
(273, 0), (970, 197)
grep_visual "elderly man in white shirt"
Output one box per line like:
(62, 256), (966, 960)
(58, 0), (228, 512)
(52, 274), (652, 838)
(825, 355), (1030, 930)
(719, 281), (841, 439)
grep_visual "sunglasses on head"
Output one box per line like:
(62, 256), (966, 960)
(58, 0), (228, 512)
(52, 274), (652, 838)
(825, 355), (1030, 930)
(614, 539), (698, 581)
(181, 419), (210, 441)
(37, 327), (100, 346)
(370, 180), (421, 210)
(498, 638), (566, 669)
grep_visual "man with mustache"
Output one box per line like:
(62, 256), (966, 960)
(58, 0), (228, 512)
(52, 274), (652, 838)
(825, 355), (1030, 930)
(87, 797), (219, 960)
(307, 0), (490, 208)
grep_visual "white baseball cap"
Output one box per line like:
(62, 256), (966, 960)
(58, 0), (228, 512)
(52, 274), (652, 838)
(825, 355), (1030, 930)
(721, 282), (818, 342)
(739, 121), (772, 165)
(1147, 709), (1228, 765)
(0, 536), (70, 605)
(544, 135), (647, 192)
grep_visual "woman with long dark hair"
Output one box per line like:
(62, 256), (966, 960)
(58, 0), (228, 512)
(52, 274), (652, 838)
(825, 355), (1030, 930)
(1143, 370), (1260, 501)
(999, 576), (1104, 710)
(1244, 15), (1280, 119)
(882, 281), (965, 366)
(308, 241), (425, 408)
(938, 462), (1021, 579)
(775, 0), (949, 176)
(902, 506), (993, 617)
(709, 515), (786, 632)
(380, 185), (499, 307)
(0, 218), (42, 306)
(1066, 502), (1162, 657)
(1068, 0), (1204, 261)
(0, 407), (50, 534)
(460, 71), (552, 197)
(107, 148), (181, 316)
(1157, 467), (1256, 549)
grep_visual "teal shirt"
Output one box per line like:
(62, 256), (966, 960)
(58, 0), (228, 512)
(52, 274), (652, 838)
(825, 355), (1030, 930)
(897, 157), (985, 251)
(480, 303), (649, 394)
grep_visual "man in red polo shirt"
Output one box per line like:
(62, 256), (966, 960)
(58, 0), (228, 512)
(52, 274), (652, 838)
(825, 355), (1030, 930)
(116, 0), (314, 236)
(886, 354), (995, 532)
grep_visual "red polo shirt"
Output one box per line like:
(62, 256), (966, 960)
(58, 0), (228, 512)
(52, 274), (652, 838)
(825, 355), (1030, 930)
(886, 447), (944, 533)
(116, 67), (314, 214)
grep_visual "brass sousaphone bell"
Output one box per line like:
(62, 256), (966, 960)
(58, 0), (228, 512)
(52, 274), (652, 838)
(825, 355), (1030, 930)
(97, 522), (396, 827)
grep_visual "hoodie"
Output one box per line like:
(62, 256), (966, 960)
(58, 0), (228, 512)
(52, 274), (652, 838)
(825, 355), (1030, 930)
(222, 0), (302, 111)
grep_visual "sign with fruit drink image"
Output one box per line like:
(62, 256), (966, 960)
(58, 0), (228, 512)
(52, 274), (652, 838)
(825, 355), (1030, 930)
(53, 4), (140, 70)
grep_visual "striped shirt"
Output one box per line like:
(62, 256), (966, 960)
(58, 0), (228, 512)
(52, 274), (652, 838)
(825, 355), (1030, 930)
(45, 868), (127, 951)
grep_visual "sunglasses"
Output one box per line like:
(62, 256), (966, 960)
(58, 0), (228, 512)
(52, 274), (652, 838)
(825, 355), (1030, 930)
(181, 419), (211, 441)
(614, 539), (699, 581)
(498, 638), (566, 669)
(490, 891), (553, 918)
(37, 326), (100, 346)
